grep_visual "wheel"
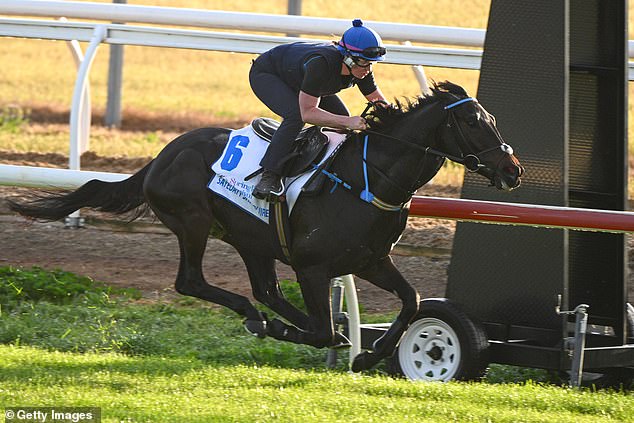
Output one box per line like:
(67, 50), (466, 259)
(387, 298), (489, 381)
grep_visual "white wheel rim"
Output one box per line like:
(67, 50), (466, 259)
(398, 317), (461, 381)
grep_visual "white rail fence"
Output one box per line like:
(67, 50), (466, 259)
(0, 0), (487, 46)
(0, 0), (633, 190)
(0, 0), (488, 189)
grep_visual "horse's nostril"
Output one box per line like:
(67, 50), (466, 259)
(506, 165), (524, 178)
(504, 166), (518, 176)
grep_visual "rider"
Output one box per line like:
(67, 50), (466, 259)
(249, 18), (389, 200)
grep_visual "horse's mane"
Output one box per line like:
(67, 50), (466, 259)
(366, 81), (468, 130)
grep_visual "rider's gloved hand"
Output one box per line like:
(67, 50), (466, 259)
(345, 116), (368, 131)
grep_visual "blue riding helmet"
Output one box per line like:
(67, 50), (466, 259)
(337, 19), (386, 62)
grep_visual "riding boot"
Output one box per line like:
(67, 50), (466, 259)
(253, 169), (284, 201)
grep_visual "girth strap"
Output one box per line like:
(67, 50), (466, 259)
(269, 200), (292, 263)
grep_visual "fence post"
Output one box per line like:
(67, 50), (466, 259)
(60, 17), (91, 154)
(104, 0), (126, 128)
(66, 24), (107, 228)
(286, 0), (301, 37)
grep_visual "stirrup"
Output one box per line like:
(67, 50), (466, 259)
(270, 178), (285, 196)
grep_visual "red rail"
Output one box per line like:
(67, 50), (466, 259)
(409, 196), (634, 233)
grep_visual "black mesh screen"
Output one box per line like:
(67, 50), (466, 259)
(446, 0), (628, 344)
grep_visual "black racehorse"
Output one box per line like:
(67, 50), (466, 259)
(8, 81), (523, 372)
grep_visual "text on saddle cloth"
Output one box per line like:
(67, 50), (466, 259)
(208, 124), (345, 224)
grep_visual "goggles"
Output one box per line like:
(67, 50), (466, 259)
(357, 46), (387, 58)
(340, 40), (386, 60)
(352, 57), (373, 68)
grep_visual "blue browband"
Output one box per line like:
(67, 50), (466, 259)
(444, 97), (477, 110)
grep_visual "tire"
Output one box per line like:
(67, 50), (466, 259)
(387, 298), (489, 382)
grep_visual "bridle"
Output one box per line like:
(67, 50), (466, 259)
(362, 97), (514, 172)
(354, 96), (517, 209)
(439, 97), (514, 173)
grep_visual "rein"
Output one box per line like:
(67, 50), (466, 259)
(319, 97), (512, 212)
(354, 97), (500, 211)
(364, 97), (508, 171)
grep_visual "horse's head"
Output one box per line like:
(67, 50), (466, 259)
(433, 81), (524, 190)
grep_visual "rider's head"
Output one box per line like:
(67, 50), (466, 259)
(337, 19), (386, 68)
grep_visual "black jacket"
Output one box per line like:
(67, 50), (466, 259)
(253, 42), (376, 97)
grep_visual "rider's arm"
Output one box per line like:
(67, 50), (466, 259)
(357, 72), (388, 105)
(364, 88), (388, 104)
(299, 56), (366, 130)
(299, 91), (365, 130)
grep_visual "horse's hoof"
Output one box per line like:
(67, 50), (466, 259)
(351, 351), (382, 373)
(244, 319), (267, 338)
(267, 318), (291, 339)
(331, 333), (352, 349)
(351, 353), (369, 373)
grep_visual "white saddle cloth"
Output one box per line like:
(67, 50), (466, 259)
(208, 124), (345, 223)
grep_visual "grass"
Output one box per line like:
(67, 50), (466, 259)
(2, 346), (633, 423)
(1, 0), (633, 140)
(0, 266), (342, 366)
(1, 266), (633, 422)
(0, 0), (489, 117)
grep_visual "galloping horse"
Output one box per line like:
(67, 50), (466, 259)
(8, 81), (523, 372)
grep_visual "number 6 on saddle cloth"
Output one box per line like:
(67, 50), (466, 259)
(207, 118), (346, 224)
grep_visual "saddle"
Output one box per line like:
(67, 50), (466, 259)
(251, 117), (330, 178)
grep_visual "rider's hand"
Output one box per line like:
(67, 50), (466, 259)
(345, 116), (368, 131)
(373, 99), (391, 108)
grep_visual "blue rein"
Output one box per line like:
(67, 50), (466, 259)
(360, 134), (374, 203)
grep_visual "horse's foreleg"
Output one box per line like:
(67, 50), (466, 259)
(238, 251), (310, 329)
(351, 257), (420, 372)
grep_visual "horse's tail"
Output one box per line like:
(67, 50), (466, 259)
(8, 160), (154, 221)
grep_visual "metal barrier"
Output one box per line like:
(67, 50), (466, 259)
(0, 0), (486, 46)
(0, 12), (481, 187)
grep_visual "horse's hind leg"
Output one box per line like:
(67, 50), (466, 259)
(351, 257), (420, 372)
(159, 211), (267, 332)
(264, 265), (351, 349)
(146, 149), (266, 334)
(238, 251), (309, 329)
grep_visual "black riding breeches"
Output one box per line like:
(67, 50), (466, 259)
(249, 65), (349, 174)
